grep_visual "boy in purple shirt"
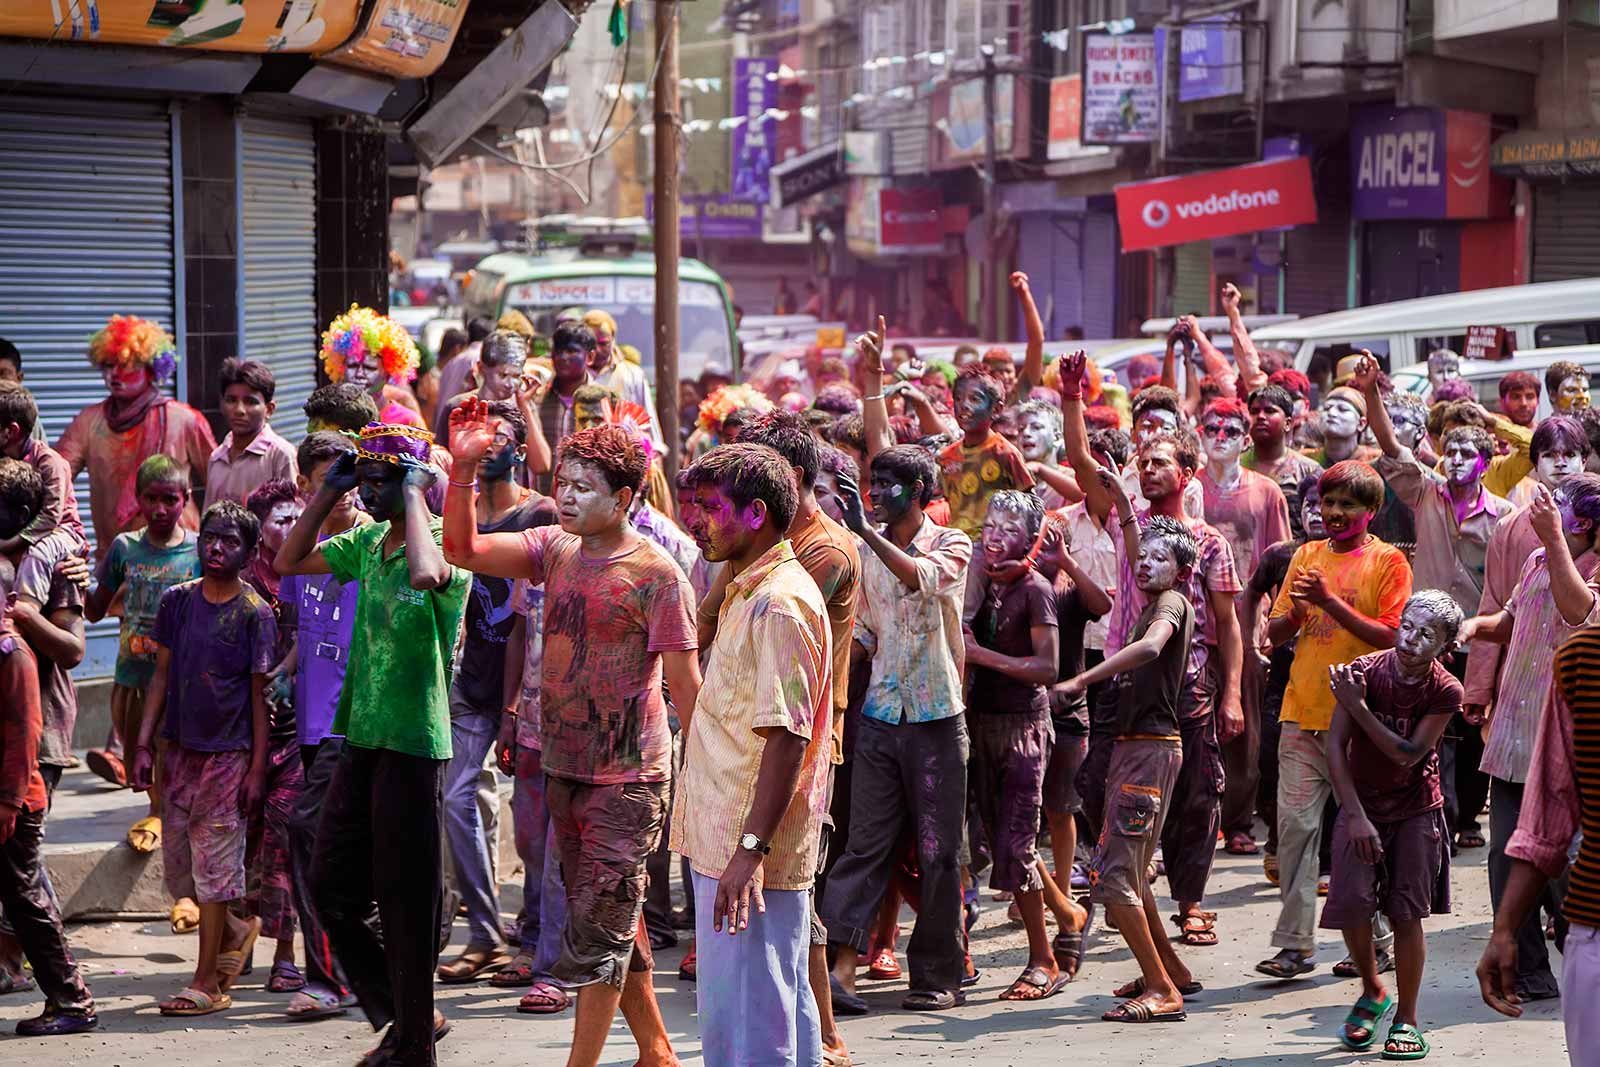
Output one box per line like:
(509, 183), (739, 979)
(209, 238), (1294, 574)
(276, 431), (365, 1020)
(130, 501), (277, 1018)
(1323, 590), (1464, 1059)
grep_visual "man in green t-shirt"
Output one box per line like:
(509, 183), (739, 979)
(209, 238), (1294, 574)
(275, 423), (468, 1065)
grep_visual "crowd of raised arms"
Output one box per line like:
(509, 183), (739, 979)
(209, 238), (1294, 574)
(1, 276), (1598, 1067)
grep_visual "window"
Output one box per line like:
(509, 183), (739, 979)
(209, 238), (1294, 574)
(947, 0), (979, 60)
(1536, 319), (1600, 347)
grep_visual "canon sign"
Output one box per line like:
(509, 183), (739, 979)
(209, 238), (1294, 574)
(1115, 157), (1316, 251)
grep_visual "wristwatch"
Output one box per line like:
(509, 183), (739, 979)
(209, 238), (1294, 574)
(739, 832), (771, 856)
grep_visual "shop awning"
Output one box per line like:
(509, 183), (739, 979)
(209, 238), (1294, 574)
(769, 142), (846, 208)
(1492, 127), (1600, 181)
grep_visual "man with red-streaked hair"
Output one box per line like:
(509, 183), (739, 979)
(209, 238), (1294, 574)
(1498, 370), (1541, 429)
(442, 410), (702, 1067)
(1197, 396), (1291, 858)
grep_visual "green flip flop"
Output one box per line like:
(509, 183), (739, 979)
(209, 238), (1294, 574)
(1339, 993), (1394, 1051)
(1381, 1021), (1429, 1060)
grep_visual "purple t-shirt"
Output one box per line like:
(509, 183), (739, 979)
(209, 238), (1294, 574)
(1346, 649), (1462, 822)
(154, 579), (277, 752)
(282, 567), (360, 747)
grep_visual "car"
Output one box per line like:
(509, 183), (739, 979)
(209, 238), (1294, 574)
(1250, 278), (1600, 403)
(1388, 344), (1600, 422)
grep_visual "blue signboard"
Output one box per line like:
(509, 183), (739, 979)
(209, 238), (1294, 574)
(731, 57), (777, 204)
(1155, 17), (1243, 103)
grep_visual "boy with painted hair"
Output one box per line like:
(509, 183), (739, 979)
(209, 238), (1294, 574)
(1323, 589), (1465, 1059)
(962, 489), (1069, 1002)
(937, 365), (1034, 541)
(1059, 509), (1198, 1024)
(130, 500), (278, 1018)
(1015, 398), (1079, 509)
(1546, 359), (1591, 414)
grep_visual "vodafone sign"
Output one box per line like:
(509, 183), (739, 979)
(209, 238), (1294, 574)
(1115, 157), (1318, 252)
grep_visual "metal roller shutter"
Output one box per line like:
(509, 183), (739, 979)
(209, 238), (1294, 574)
(1082, 212), (1117, 339)
(1172, 241), (1212, 316)
(0, 96), (177, 676)
(1533, 183), (1600, 283)
(1285, 213), (1349, 316)
(239, 115), (319, 437)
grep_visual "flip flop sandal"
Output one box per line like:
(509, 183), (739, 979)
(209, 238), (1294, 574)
(436, 947), (513, 984)
(1334, 949), (1395, 978)
(517, 980), (569, 1014)
(1100, 997), (1187, 1023)
(1112, 976), (1203, 998)
(1224, 833), (1260, 855)
(1263, 854), (1280, 885)
(268, 961), (306, 992)
(85, 749), (126, 787)
(1177, 915), (1218, 947)
(1255, 952), (1315, 979)
(821, 1047), (854, 1067)
(160, 986), (232, 1016)
(170, 898), (200, 935)
(1339, 992), (1394, 1051)
(1006, 899), (1024, 925)
(902, 989), (963, 1011)
(961, 964), (981, 988)
(215, 917), (261, 991)
(868, 949), (902, 980)
(286, 987), (353, 1020)
(1381, 1021), (1430, 1060)
(1455, 831), (1486, 850)
(1317, 875), (1331, 897)
(1052, 905), (1096, 980)
(0, 970), (36, 995)
(678, 946), (697, 983)
(127, 815), (161, 854)
(489, 953), (538, 987)
(999, 965), (1068, 1002)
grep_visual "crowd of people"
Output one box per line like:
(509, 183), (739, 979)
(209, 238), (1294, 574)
(0, 274), (1597, 1067)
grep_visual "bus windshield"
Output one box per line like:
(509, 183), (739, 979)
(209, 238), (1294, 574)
(505, 276), (734, 380)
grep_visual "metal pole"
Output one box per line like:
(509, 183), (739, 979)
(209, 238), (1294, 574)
(654, 0), (682, 485)
(982, 47), (999, 340)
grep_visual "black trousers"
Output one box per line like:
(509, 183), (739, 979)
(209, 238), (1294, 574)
(293, 739), (354, 995)
(1488, 776), (1562, 997)
(1161, 711), (1225, 904)
(312, 744), (444, 1065)
(820, 715), (968, 994)
(0, 808), (91, 1013)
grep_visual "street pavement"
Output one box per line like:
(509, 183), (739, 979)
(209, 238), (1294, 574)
(2, 833), (1568, 1065)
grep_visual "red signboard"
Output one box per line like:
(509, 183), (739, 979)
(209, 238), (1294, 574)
(1047, 75), (1083, 160)
(1463, 324), (1512, 360)
(1115, 157), (1318, 252)
(878, 187), (943, 254)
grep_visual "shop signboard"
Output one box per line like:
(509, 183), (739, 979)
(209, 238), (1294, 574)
(771, 142), (846, 206)
(1463, 324), (1512, 360)
(846, 178), (942, 257)
(646, 193), (764, 241)
(322, 0), (470, 78)
(1351, 106), (1492, 220)
(1115, 156), (1317, 252)
(1082, 31), (1159, 145)
(732, 56), (778, 204)
(0, 0), (357, 52)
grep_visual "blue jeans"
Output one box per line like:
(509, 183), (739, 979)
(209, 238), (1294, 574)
(510, 746), (566, 975)
(442, 705), (506, 949)
(692, 870), (821, 1067)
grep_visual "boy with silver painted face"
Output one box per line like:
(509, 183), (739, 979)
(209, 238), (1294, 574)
(1015, 399), (1080, 510)
(1060, 513), (1198, 1024)
(1322, 590), (1464, 1060)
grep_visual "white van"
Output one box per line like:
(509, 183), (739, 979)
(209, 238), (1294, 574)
(1250, 278), (1600, 403)
(1388, 343), (1600, 422)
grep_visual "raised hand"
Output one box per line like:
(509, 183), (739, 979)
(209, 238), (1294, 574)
(1350, 351), (1380, 394)
(399, 454), (438, 492)
(855, 315), (888, 381)
(1529, 482), (1563, 548)
(322, 450), (360, 494)
(1220, 282), (1241, 314)
(449, 394), (501, 465)
(1058, 349), (1088, 401)
(1009, 271), (1031, 293)
(835, 471), (869, 534)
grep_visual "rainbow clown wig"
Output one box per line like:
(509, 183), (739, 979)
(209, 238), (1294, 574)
(319, 305), (420, 385)
(87, 315), (179, 384)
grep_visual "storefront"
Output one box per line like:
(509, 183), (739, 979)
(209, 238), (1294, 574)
(1492, 126), (1600, 283)
(1351, 105), (1515, 305)
(1007, 182), (1119, 339)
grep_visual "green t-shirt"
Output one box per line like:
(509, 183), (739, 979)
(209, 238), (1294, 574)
(320, 518), (469, 760)
(96, 530), (202, 690)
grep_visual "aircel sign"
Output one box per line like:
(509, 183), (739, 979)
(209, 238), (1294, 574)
(1114, 157), (1317, 252)
(1350, 106), (1491, 220)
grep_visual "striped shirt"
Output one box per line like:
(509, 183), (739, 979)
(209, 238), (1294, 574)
(1557, 628), (1600, 928)
(1479, 548), (1600, 783)
(670, 540), (832, 891)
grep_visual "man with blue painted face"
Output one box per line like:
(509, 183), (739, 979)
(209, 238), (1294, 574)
(275, 422), (470, 1067)
(436, 402), (556, 987)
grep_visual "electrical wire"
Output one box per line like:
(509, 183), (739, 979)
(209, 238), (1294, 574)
(480, 2), (677, 176)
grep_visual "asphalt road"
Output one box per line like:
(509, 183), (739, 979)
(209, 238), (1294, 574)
(1, 841), (1568, 1066)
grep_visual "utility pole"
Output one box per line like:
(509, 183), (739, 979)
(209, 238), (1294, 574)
(654, 0), (681, 485)
(981, 45), (1000, 341)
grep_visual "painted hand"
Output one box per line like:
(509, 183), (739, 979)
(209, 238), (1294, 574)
(449, 394), (500, 465)
(1350, 351), (1380, 393)
(713, 849), (765, 935)
(1058, 349), (1088, 401)
(835, 472), (868, 534)
(322, 451), (361, 494)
